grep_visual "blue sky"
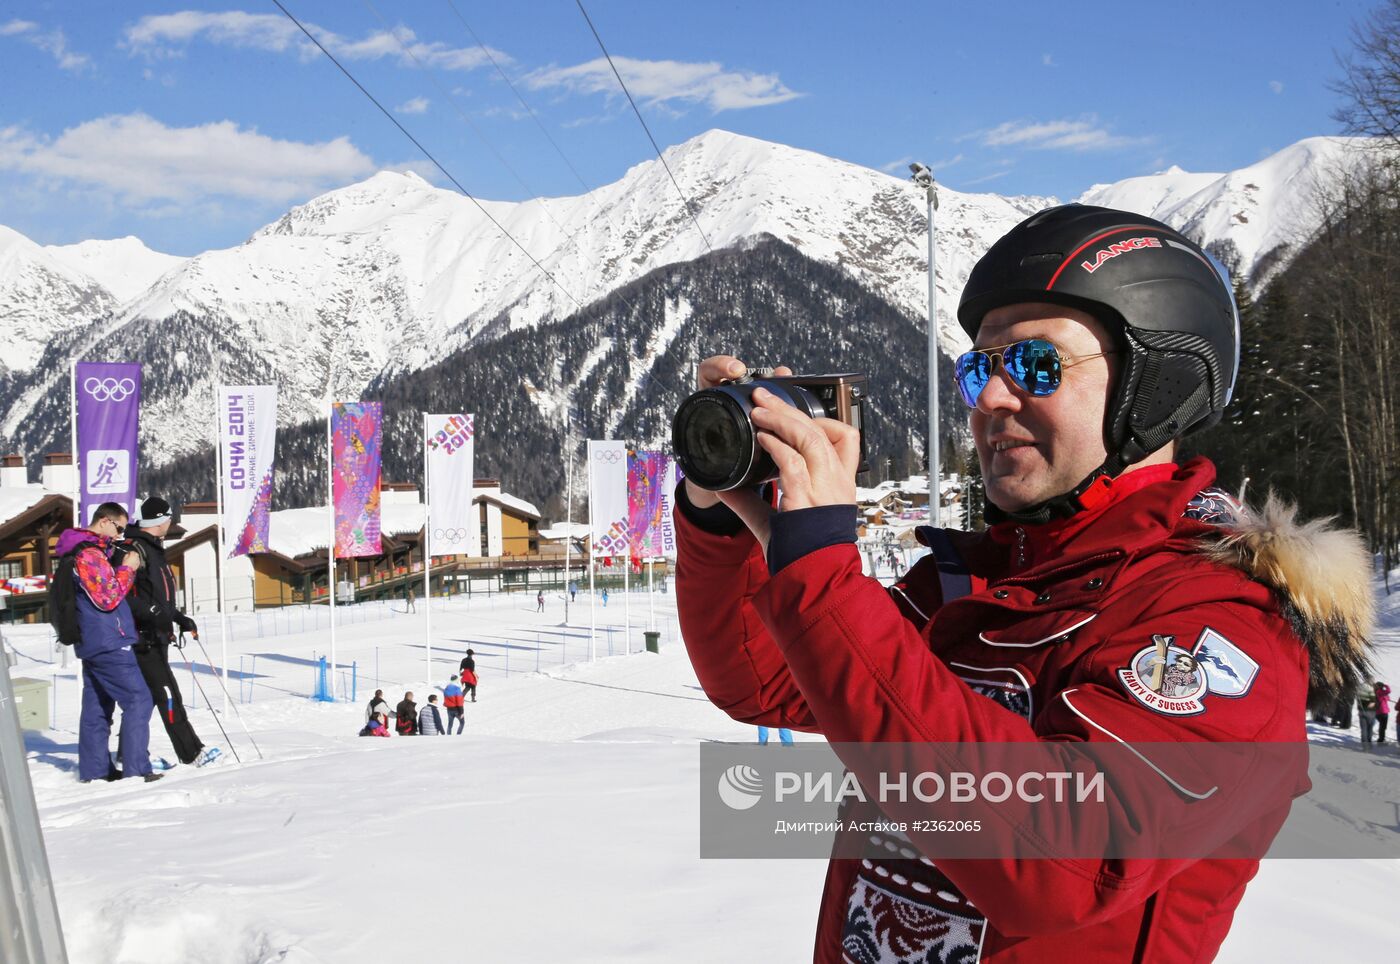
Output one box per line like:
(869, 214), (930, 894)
(0, 0), (1380, 255)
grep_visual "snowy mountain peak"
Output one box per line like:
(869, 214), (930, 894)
(44, 236), (184, 303)
(1078, 136), (1372, 282)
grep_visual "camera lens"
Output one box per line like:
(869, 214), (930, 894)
(673, 392), (755, 490)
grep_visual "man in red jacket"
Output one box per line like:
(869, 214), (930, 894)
(676, 205), (1374, 963)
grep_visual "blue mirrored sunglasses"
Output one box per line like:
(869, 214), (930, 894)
(954, 338), (1116, 408)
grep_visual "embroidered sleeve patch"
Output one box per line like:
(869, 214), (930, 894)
(1183, 487), (1245, 526)
(1117, 628), (1258, 716)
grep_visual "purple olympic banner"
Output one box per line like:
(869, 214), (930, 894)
(75, 361), (141, 526)
(332, 402), (382, 557)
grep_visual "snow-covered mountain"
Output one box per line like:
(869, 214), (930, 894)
(44, 237), (185, 304)
(0, 228), (183, 378)
(0, 227), (117, 378)
(0, 129), (1369, 472)
(1077, 136), (1371, 285)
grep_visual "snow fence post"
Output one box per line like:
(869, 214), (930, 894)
(313, 656), (333, 702)
(352, 661), (357, 702)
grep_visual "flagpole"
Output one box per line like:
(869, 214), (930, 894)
(327, 402), (337, 701)
(648, 556), (655, 632)
(587, 444), (595, 663)
(563, 448), (572, 627)
(69, 361), (79, 526)
(422, 414), (432, 692)
(213, 388), (231, 714)
(623, 544), (630, 656)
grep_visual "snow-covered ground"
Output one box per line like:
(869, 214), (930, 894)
(7, 567), (1399, 962)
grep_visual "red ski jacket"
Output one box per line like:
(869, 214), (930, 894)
(677, 457), (1372, 963)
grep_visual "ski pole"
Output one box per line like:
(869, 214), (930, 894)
(186, 633), (264, 760)
(175, 646), (242, 764)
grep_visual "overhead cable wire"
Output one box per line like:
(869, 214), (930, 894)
(574, 0), (714, 254)
(443, 0), (596, 196)
(434, 1), (701, 404)
(269, 0), (582, 311)
(361, 0), (575, 238)
(363, 0), (684, 406)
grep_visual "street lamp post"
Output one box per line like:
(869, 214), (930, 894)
(910, 162), (940, 528)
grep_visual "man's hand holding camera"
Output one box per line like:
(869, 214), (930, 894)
(684, 355), (861, 553)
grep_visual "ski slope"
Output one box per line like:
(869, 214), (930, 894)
(7, 571), (1400, 961)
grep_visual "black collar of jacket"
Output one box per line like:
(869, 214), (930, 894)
(126, 528), (165, 553)
(983, 464), (1121, 527)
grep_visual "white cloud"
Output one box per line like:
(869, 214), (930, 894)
(1042, 53), (1057, 67)
(0, 113), (376, 206)
(881, 153), (963, 175)
(395, 96), (430, 115)
(960, 169), (1014, 187)
(1, 19), (91, 71)
(1269, 80), (1284, 95)
(526, 56), (801, 113)
(123, 11), (506, 71)
(969, 116), (1147, 152)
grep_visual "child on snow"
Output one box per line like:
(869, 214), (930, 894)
(360, 712), (390, 738)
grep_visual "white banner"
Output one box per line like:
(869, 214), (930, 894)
(218, 385), (277, 557)
(588, 440), (629, 557)
(660, 455), (679, 560)
(426, 413), (477, 557)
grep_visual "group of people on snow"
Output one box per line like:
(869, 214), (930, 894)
(359, 650), (479, 738)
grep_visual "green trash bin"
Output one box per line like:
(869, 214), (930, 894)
(644, 631), (660, 654)
(10, 676), (51, 731)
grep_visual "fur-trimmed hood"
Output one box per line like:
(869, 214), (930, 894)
(1199, 493), (1376, 712)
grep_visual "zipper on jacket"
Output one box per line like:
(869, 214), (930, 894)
(1014, 527), (1027, 570)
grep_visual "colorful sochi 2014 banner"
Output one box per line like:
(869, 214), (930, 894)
(587, 440), (629, 557)
(425, 413), (476, 558)
(75, 361), (141, 525)
(218, 386), (278, 557)
(332, 402), (383, 557)
(627, 451), (678, 559)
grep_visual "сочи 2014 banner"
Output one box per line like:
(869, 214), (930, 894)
(218, 386), (277, 557)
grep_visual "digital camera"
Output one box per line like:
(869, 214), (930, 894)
(671, 370), (869, 491)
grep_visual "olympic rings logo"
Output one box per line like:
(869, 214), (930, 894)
(434, 527), (469, 541)
(593, 449), (625, 463)
(83, 377), (136, 402)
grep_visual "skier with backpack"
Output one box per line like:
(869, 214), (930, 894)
(51, 502), (161, 783)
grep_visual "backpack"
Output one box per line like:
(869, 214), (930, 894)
(48, 539), (98, 646)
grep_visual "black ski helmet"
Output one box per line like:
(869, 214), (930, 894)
(958, 204), (1240, 515)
